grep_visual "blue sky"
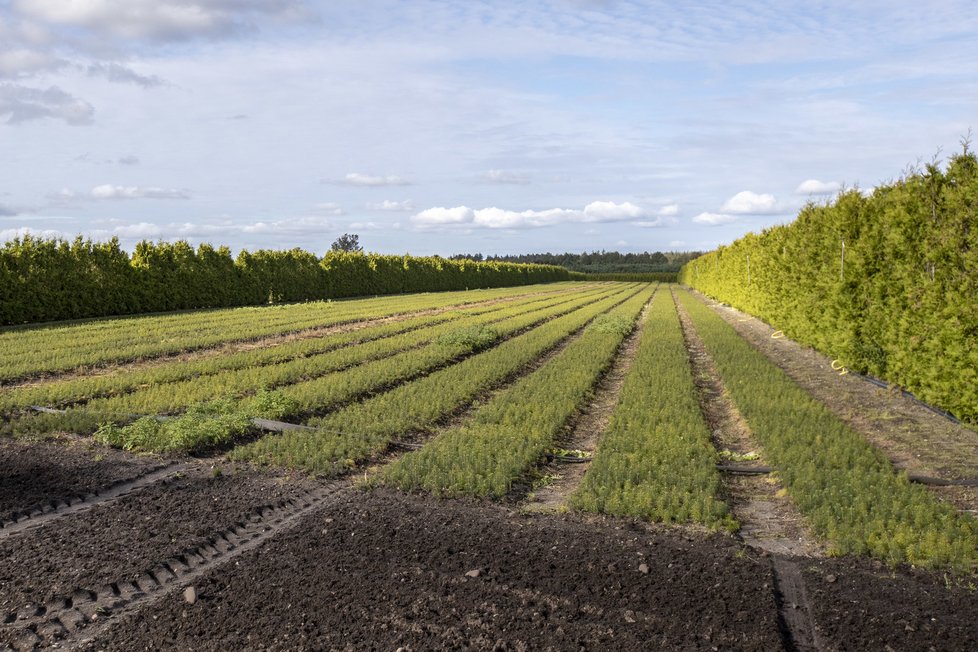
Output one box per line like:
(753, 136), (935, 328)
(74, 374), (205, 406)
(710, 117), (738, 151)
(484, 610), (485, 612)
(2, 1), (976, 256)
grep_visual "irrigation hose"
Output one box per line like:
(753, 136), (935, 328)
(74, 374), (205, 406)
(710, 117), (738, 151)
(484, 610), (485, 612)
(771, 330), (784, 339)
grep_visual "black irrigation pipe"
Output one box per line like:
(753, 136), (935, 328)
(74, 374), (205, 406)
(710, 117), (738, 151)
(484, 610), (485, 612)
(853, 372), (963, 425)
(544, 453), (593, 464)
(716, 464), (772, 475)
(714, 460), (978, 487)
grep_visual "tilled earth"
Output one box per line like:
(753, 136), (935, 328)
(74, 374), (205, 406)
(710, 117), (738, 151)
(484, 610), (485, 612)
(1, 440), (977, 651)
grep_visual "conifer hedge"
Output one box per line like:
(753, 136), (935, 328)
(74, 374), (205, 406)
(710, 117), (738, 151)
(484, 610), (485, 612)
(680, 152), (978, 425)
(0, 236), (574, 326)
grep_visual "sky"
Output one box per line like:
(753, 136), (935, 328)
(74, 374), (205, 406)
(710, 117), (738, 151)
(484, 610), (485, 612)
(1, 1), (976, 256)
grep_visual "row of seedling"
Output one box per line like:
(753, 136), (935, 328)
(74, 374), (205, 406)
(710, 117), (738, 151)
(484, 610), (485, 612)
(230, 284), (649, 473)
(15, 285), (625, 443)
(675, 288), (978, 569)
(0, 284), (607, 416)
(0, 282), (588, 382)
(570, 290), (734, 530)
(378, 285), (656, 497)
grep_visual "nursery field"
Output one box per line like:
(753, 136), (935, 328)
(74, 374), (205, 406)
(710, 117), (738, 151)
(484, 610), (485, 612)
(2, 282), (978, 650)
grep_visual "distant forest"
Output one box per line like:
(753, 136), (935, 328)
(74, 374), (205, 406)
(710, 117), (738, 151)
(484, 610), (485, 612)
(449, 251), (702, 274)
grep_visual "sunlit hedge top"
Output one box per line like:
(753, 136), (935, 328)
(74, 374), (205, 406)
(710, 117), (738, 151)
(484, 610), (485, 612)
(0, 237), (575, 326)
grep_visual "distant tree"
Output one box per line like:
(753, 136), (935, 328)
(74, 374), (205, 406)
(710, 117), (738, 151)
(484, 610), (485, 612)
(330, 233), (362, 253)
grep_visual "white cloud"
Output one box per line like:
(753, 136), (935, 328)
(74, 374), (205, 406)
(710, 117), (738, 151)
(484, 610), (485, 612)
(721, 191), (779, 214)
(367, 199), (414, 211)
(482, 169), (530, 185)
(656, 203), (680, 217)
(13, 0), (308, 42)
(669, 240), (687, 248)
(85, 62), (164, 87)
(240, 215), (334, 235)
(582, 200), (645, 222)
(0, 83), (94, 124)
(117, 155), (140, 166)
(1, 226), (67, 242)
(47, 188), (80, 202)
(633, 218), (673, 228)
(692, 212), (736, 226)
(472, 207), (579, 228)
(795, 179), (841, 195)
(412, 201), (655, 230)
(331, 173), (411, 187)
(413, 206), (475, 226)
(90, 185), (189, 200)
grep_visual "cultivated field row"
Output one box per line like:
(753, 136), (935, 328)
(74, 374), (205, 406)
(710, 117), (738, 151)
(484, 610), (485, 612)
(3, 282), (977, 571)
(0, 281), (594, 384)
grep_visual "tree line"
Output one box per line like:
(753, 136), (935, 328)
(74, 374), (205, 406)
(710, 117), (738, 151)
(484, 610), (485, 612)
(450, 250), (701, 273)
(0, 237), (575, 326)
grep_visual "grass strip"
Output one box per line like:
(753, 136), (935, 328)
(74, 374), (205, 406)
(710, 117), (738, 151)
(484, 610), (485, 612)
(676, 288), (978, 569)
(570, 289), (734, 530)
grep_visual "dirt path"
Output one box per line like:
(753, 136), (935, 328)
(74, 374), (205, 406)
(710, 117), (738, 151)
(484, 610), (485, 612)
(0, 460), (323, 649)
(691, 290), (978, 512)
(0, 438), (164, 517)
(674, 292), (822, 559)
(674, 291), (827, 651)
(520, 297), (653, 514)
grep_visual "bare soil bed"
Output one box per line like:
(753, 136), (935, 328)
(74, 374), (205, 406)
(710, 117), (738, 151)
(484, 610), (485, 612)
(0, 439), (975, 650)
(0, 437), (162, 517)
(81, 488), (784, 651)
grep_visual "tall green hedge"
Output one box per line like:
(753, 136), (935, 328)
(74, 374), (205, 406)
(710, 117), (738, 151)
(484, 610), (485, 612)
(680, 152), (978, 425)
(0, 237), (573, 326)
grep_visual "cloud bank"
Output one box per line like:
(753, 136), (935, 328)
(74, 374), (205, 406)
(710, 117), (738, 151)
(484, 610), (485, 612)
(412, 201), (654, 229)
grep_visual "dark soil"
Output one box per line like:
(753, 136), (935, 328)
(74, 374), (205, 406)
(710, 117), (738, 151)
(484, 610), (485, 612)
(804, 557), (978, 650)
(0, 460), (319, 621)
(85, 488), (784, 651)
(0, 436), (161, 516)
(0, 430), (976, 649)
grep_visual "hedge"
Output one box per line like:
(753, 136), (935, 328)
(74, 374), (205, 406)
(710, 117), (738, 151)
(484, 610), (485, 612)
(0, 237), (574, 326)
(680, 152), (978, 425)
